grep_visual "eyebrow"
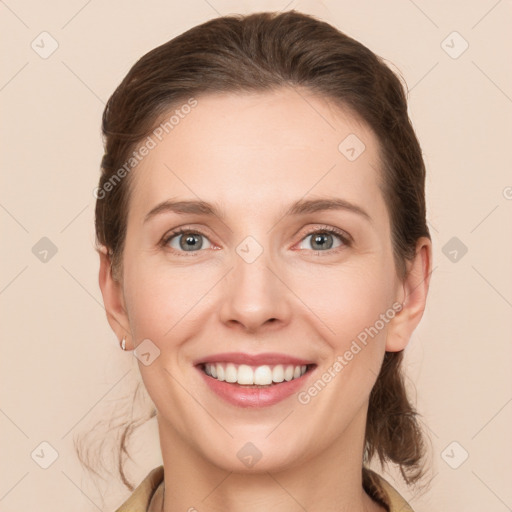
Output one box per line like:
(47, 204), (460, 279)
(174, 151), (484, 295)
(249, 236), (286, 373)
(143, 197), (372, 224)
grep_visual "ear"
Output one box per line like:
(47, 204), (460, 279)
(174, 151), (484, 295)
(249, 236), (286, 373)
(385, 237), (432, 352)
(98, 247), (131, 349)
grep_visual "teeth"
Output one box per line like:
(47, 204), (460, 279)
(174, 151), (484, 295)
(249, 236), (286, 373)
(203, 363), (308, 385)
(238, 364), (254, 385)
(225, 363), (237, 383)
(272, 365), (284, 383)
(254, 365), (272, 385)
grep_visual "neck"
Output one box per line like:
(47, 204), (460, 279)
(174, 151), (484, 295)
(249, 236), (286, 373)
(153, 408), (385, 512)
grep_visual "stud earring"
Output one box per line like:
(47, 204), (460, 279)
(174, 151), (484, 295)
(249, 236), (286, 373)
(121, 337), (127, 351)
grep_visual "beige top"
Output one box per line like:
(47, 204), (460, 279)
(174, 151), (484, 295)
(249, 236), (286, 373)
(114, 465), (414, 512)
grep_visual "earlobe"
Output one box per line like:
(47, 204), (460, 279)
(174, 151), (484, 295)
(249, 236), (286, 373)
(98, 248), (131, 347)
(385, 237), (432, 352)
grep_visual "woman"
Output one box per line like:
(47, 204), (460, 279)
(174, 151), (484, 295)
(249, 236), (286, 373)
(93, 10), (432, 512)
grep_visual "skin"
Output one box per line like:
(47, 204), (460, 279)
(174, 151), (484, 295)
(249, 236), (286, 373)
(99, 88), (431, 512)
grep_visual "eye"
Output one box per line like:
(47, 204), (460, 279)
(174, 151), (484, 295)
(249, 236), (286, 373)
(161, 225), (351, 256)
(297, 226), (351, 253)
(162, 228), (213, 253)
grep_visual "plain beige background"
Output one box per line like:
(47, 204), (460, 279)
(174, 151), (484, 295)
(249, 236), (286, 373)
(1, 0), (511, 510)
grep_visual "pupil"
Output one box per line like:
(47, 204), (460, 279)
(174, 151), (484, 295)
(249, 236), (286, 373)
(312, 233), (332, 250)
(180, 233), (202, 251)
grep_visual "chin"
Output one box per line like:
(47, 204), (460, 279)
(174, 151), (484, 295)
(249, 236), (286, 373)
(202, 442), (305, 474)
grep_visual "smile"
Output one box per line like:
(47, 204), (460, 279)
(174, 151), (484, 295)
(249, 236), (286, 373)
(202, 362), (309, 386)
(195, 353), (317, 407)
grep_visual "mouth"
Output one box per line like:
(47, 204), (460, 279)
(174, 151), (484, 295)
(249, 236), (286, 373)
(194, 353), (317, 407)
(200, 362), (314, 387)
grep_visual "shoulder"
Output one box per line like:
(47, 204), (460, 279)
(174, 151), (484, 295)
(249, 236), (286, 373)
(114, 465), (164, 512)
(363, 467), (415, 512)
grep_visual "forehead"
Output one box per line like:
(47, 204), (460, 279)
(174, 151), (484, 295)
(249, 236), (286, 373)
(127, 88), (386, 223)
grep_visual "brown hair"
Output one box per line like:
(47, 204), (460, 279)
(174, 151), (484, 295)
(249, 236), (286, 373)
(85, 10), (430, 494)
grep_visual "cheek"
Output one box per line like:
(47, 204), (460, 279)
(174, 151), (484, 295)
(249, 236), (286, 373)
(124, 262), (208, 341)
(291, 257), (396, 349)
(292, 263), (395, 419)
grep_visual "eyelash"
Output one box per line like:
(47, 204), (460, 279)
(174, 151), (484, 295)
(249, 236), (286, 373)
(160, 225), (352, 257)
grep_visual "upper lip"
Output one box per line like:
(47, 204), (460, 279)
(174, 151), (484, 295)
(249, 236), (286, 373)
(194, 352), (315, 366)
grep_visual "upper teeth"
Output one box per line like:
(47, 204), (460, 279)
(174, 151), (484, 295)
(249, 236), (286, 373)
(203, 363), (308, 385)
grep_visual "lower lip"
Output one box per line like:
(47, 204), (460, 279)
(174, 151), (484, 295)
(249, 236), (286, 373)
(197, 366), (315, 408)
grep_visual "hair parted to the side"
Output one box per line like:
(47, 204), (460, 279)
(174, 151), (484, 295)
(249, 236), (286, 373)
(81, 10), (431, 492)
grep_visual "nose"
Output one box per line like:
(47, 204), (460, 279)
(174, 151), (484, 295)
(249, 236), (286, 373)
(218, 242), (292, 333)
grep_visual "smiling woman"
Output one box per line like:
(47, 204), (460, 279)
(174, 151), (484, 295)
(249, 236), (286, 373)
(80, 10), (432, 512)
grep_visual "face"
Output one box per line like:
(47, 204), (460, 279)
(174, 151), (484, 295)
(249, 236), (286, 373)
(106, 88), (411, 472)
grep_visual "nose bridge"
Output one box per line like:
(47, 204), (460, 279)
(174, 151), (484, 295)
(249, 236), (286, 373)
(219, 233), (290, 330)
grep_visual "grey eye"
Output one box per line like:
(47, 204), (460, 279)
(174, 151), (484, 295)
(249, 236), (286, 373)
(167, 232), (213, 252)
